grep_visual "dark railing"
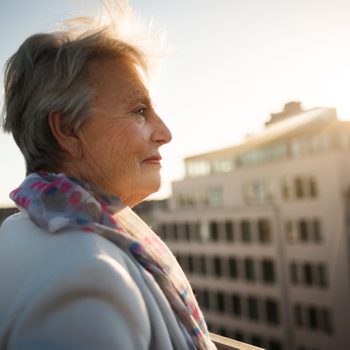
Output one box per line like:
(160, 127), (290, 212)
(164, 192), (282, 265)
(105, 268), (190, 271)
(210, 333), (265, 350)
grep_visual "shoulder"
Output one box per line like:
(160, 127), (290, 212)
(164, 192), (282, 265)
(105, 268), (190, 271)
(0, 212), (152, 349)
(5, 251), (152, 350)
(0, 211), (143, 288)
(0, 211), (148, 316)
(0, 211), (131, 266)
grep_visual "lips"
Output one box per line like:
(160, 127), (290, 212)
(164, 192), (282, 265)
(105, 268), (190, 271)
(143, 155), (162, 164)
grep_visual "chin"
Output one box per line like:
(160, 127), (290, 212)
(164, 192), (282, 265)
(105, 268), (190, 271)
(146, 182), (161, 196)
(143, 176), (161, 196)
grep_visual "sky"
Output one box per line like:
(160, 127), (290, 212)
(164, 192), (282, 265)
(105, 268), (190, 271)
(1, 0), (350, 206)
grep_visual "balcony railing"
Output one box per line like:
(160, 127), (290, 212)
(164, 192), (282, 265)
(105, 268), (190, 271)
(210, 333), (265, 350)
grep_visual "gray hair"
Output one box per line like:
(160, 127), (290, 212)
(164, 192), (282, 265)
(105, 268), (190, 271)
(1, 3), (153, 174)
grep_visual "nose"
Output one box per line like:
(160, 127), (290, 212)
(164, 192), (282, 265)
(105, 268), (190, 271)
(152, 113), (172, 146)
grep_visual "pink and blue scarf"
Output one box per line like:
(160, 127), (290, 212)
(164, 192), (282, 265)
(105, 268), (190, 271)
(10, 171), (215, 350)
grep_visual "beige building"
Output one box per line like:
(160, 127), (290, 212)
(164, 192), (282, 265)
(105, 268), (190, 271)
(150, 103), (350, 350)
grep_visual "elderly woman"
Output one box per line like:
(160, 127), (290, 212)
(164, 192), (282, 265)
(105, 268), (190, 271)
(0, 4), (215, 350)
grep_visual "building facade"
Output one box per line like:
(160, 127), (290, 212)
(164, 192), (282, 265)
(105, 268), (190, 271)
(147, 104), (350, 350)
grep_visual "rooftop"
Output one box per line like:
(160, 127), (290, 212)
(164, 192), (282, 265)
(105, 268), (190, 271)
(185, 105), (339, 162)
(183, 103), (350, 178)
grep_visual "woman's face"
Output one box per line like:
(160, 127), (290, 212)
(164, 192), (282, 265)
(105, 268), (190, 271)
(77, 57), (172, 207)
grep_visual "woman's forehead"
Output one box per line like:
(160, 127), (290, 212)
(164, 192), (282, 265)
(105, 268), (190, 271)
(87, 57), (150, 104)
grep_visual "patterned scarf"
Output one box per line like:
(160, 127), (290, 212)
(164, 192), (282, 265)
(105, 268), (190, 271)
(10, 172), (215, 350)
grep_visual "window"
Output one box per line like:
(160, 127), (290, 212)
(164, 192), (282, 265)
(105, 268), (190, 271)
(244, 258), (255, 282)
(294, 304), (303, 327)
(184, 222), (191, 241)
(291, 139), (303, 157)
(165, 223), (175, 240)
(283, 175), (318, 201)
(241, 220), (252, 243)
(209, 221), (219, 241)
(295, 304), (333, 334)
(313, 219), (322, 242)
(225, 220), (235, 241)
(308, 306), (318, 330)
(158, 223), (166, 239)
(228, 257), (238, 279)
(216, 291), (225, 312)
(238, 143), (286, 167)
(320, 308), (333, 334)
(176, 222), (185, 241)
(192, 222), (200, 241)
(253, 180), (266, 202)
(262, 259), (275, 283)
(288, 218), (322, 244)
(187, 255), (194, 274)
(200, 255), (207, 275)
(231, 294), (242, 316)
(203, 289), (210, 309)
(286, 220), (298, 243)
(295, 177), (304, 198)
(173, 223), (179, 241)
(258, 219), (271, 243)
(282, 178), (292, 200)
(244, 180), (274, 203)
(303, 263), (313, 286)
(185, 192), (196, 208)
(247, 296), (259, 320)
(309, 177), (318, 198)
(208, 187), (223, 207)
(299, 220), (309, 241)
(213, 256), (222, 277)
(265, 299), (279, 324)
(193, 256), (202, 275)
(199, 221), (210, 242)
(213, 158), (234, 173)
(317, 263), (328, 287)
(186, 160), (211, 178)
(290, 262), (299, 285)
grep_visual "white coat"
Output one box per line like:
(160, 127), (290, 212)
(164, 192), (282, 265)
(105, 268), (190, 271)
(0, 212), (194, 349)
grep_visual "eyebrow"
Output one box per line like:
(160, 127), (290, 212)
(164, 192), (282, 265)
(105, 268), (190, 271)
(122, 87), (152, 109)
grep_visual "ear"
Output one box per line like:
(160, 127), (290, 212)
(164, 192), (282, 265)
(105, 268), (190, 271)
(48, 111), (81, 158)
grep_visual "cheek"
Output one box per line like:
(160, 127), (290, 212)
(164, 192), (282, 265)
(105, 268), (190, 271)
(83, 119), (148, 180)
(106, 125), (143, 175)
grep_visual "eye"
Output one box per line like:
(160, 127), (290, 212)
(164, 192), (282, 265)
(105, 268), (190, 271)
(134, 105), (147, 117)
(137, 107), (146, 116)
